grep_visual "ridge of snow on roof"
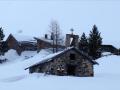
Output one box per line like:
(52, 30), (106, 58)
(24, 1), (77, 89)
(12, 34), (35, 41)
(35, 36), (65, 46)
(40, 37), (53, 43)
(25, 47), (97, 69)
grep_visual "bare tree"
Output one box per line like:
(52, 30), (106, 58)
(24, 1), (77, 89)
(49, 20), (63, 53)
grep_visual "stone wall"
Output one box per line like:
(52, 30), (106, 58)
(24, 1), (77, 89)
(29, 49), (94, 77)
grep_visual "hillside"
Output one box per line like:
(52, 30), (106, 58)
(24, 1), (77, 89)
(0, 50), (120, 90)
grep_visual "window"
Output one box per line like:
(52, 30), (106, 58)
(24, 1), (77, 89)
(70, 54), (76, 60)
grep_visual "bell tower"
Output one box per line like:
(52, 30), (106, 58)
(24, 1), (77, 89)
(65, 29), (79, 48)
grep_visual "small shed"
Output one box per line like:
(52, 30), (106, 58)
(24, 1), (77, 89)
(25, 47), (98, 77)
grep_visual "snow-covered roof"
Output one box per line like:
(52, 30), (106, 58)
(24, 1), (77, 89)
(25, 47), (97, 69)
(35, 36), (65, 46)
(14, 34), (35, 41)
(7, 34), (36, 42)
(25, 49), (66, 69)
(40, 37), (53, 44)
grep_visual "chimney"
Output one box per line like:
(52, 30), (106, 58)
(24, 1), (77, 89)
(45, 34), (48, 39)
(50, 32), (54, 40)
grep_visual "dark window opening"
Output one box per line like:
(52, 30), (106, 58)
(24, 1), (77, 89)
(45, 34), (48, 39)
(51, 68), (54, 71)
(67, 65), (76, 76)
(70, 54), (76, 60)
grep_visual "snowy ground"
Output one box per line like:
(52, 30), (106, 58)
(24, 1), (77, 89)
(0, 50), (120, 90)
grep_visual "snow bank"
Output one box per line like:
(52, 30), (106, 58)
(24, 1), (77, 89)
(0, 52), (120, 90)
(1, 49), (20, 61)
(0, 49), (38, 62)
(95, 55), (120, 75)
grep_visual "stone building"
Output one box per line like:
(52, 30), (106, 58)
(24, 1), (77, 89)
(25, 47), (98, 77)
(25, 33), (99, 77)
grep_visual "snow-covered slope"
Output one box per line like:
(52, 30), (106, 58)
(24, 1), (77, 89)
(95, 55), (120, 75)
(0, 52), (120, 90)
(1, 49), (37, 62)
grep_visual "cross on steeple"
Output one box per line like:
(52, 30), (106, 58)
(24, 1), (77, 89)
(70, 28), (74, 35)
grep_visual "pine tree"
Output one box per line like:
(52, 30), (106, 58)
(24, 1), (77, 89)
(0, 27), (5, 55)
(88, 25), (102, 60)
(79, 33), (88, 53)
(0, 27), (5, 42)
(0, 41), (8, 55)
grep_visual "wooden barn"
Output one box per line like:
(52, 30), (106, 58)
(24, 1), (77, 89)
(35, 36), (65, 52)
(100, 45), (119, 55)
(6, 34), (37, 55)
(34, 37), (53, 52)
(25, 47), (98, 77)
(78, 43), (119, 56)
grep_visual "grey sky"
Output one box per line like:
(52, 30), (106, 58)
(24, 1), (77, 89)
(0, 1), (120, 47)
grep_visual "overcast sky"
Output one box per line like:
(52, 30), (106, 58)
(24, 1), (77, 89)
(0, 1), (120, 47)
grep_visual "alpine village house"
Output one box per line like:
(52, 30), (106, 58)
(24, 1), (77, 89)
(5, 34), (65, 55)
(6, 34), (37, 55)
(25, 33), (98, 77)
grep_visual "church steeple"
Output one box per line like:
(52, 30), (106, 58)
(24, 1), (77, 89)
(65, 29), (79, 48)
